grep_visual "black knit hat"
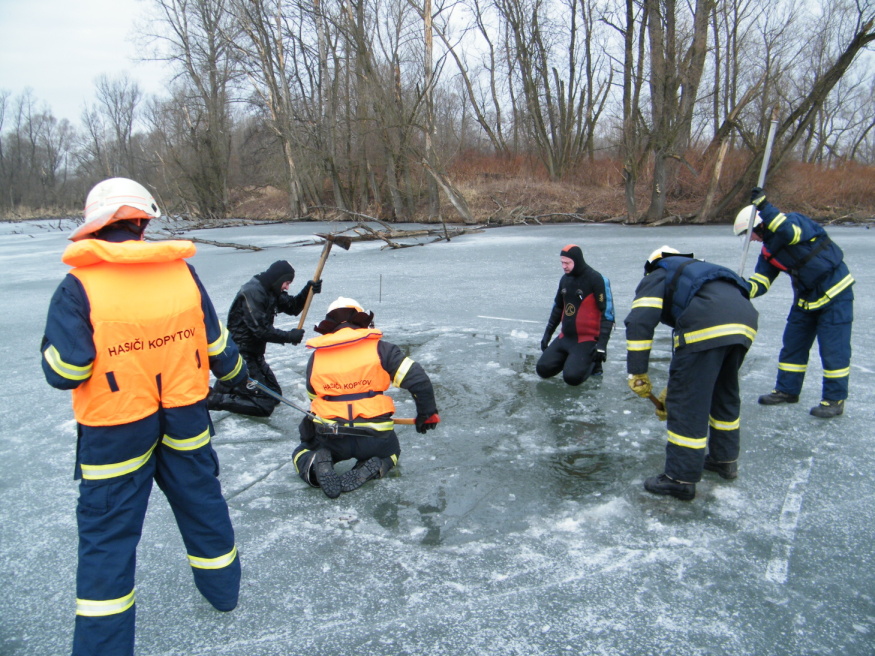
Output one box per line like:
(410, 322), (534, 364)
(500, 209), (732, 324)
(260, 260), (295, 294)
(560, 244), (585, 275)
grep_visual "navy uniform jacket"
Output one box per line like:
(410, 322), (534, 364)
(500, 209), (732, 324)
(625, 257), (758, 375)
(749, 201), (854, 311)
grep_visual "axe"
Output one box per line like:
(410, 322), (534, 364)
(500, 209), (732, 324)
(297, 233), (353, 330)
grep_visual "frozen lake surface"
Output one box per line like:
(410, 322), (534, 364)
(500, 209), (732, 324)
(1, 219), (874, 655)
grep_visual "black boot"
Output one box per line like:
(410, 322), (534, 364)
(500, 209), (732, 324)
(312, 449), (341, 499)
(810, 399), (844, 418)
(758, 390), (799, 405)
(703, 454), (738, 480)
(644, 474), (695, 501)
(339, 457), (391, 493)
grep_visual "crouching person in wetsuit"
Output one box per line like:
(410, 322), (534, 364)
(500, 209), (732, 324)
(625, 246), (758, 501)
(537, 244), (614, 385)
(292, 298), (440, 498)
(40, 178), (248, 655)
(208, 260), (321, 417)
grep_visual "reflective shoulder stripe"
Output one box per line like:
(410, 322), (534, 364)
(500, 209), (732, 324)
(393, 357), (414, 388)
(80, 441), (158, 480)
(631, 296), (663, 310)
(674, 324), (757, 348)
(188, 545), (238, 570)
(218, 354), (245, 382)
(626, 339), (653, 352)
(76, 589), (135, 617)
(709, 416), (740, 431)
(767, 213), (787, 232)
(162, 427), (211, 451)
(823, 367), (850, 378)
(208, 322), (230, 357)
(44, 345), (93, 381)
(667, 430), (707, 449)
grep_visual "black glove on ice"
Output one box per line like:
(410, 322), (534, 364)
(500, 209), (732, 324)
(592, 348), (607, 364)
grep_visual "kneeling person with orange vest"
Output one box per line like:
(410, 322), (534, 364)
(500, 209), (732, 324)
(293, 298), (440, 498)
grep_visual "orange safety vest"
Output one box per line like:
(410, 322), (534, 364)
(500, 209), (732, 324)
(64, 239), (209, 426)
(306, 327), (395, 421)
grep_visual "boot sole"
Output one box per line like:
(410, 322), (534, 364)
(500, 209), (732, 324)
(313, 451), (341, 499)
(340, 457), (383, 493)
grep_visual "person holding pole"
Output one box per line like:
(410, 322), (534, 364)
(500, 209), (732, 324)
(207, 260), (321, 417)
(292, 298), (440, 498)
(537, 244), (614, 385)
(625, 246), (758, 501)
(733, 188), (854, 418)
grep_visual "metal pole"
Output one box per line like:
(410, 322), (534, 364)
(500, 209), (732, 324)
(739, 106), (780, 276)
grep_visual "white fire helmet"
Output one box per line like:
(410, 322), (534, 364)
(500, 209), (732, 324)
(647, 245), (680, 266)
(71, 178), (161, 241)
(733, 205), (763, 236)
(327, 297), (365, 314)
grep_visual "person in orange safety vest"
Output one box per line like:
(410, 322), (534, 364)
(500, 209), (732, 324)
(40, 178), (249, 656)
(293, 297), (440, 498)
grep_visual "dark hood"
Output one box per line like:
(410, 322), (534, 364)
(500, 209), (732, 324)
(257, 260), (295, 295)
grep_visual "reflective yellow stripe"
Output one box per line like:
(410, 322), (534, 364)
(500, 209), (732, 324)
(778, 362), (807, 373)
(674, 324), (757, 348)
(218, 354), (245, 382)
(80, 441), (158, 480)
(188, 545), (238, 570)
(751, 273), (771, 290)
(797, 274), (854, 310)
(823, 367), (850, 378)
(162, 428), (210, 451)
(293, 449), (311, 472)
(748, 281), (759, 298)
(626, 339), (653, 352)
(631, 297), (663, 310)
(44, 345), (93, 381)
(76, 590), (135, 617)
(767, 213), (787, 232)
(389, 454), (398, 466)
(208, 323), (229, 357)
(667, 431), (707, 449)
(709, 416), (740, 431)
(789, 225), (802, 245)
(393, 357), (414, 387)
(314, 417), (396, 432)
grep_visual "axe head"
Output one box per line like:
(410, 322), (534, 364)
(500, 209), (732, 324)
(315, 233), (352, 250)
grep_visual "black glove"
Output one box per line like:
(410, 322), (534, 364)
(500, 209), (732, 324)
(307, 279), (322, 294)
(415, 412), (440, 434)
(540, 331), (552, 352)
(750, 187), (766, 209)
(286, 328), (305, 345)
(592, 348), (606, 363)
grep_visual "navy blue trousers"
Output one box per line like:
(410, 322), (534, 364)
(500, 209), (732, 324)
(72, 404), (240, 656)
(664, 344), (748, 483)
(775, 291), (852, 401)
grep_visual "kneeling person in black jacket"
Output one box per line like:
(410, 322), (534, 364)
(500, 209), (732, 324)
(208, 260), (321, 417)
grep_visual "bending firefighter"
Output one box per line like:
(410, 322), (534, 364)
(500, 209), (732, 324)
(538, 244), (614, 385)
(735, 187), (854, 418)
(208, 260), (321, 417)
(625, 246), (758, 501)
(40, 178), (248, 655)
(293, 298), (440, 498)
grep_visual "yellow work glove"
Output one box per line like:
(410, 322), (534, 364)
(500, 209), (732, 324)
(627, 373), (652, 398)
(655, 388), (668, 421)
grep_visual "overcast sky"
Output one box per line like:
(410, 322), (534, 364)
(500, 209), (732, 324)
(0, 0), (167, 124)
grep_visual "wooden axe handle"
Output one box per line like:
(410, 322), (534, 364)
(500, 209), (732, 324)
(297, 240), (333, 330)
(648, 393), (665, 412)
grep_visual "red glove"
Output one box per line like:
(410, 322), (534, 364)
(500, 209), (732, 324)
(415, 413), (441, 434)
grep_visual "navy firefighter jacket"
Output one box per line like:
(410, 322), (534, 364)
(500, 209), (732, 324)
(749, 200), (854, 311)
(544, 265), (614, 350)
(624, 256), (758, 375)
